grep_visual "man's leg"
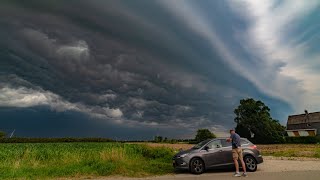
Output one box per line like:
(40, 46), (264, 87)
(233, 158), (239, 173)
(238, 148), (246, 173)
(232, 149), (241, 177)
(238, 148), (247, 177)
(240, 158), (246, 173)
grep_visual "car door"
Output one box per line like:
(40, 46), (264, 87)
(201, 140), (224, 168)
(220, 139), (234, 165)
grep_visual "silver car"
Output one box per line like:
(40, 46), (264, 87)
(173, 138), (263, 174)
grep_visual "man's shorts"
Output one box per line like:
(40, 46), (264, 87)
(232, 148), (243, 160)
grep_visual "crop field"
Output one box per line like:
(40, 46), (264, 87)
(139, 143), (320, 158)
(258, 144), (320, 158)
(0, 143), (175, 179)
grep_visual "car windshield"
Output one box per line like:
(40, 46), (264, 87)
(192, 139), (211, 149)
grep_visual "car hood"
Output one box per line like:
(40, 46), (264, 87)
(174, 148), (198, 157)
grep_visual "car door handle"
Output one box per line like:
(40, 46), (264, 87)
(219, 150), (223, 152)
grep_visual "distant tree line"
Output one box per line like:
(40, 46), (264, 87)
(153, 129), (216, 144)
(0, 137), (114, 143)
(153, 136), (196, 144)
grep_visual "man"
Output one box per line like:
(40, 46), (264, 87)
(227, 129), (247, 177)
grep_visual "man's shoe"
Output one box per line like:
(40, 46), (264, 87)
(234, 172), (241, 177)
(242, 173), (248, 177)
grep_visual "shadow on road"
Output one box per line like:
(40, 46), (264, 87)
(174, 166), (236, 175)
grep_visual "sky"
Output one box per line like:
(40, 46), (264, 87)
(1, 0), (320, 140)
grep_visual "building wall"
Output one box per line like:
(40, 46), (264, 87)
(287, 130), (316, 137)
(288, 112), (320, 124)
(287, 122), (320, 136)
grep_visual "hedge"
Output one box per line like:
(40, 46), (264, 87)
(285, 136), (320, 144)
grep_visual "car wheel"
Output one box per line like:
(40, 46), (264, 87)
(190, 158), (205, 174)
(244, 156), (257, 172)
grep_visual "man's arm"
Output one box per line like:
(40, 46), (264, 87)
(226, 134), (233, 142)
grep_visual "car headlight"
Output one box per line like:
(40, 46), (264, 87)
(179, 153), (189, 158)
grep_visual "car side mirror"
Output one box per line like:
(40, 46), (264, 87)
(204, 146), (209, 151)
(216, 144), (222, 148)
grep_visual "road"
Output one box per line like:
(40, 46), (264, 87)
(99, 159), (320, 180)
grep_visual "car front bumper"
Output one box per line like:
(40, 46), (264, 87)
(173, 157), (189, 170)
(256, 155), (263, 164)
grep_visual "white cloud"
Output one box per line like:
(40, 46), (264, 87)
(56, 40), (90, 61)
(22, 28), (90, 62)
(160, 0), (320, 113)
(100, 93), (117, 100)
(132, 111), (144, 119)
(228, 0), (320, 112)
(103, 107), (123, 118)
(0, 86), (78, 111)
(0, 81), (123, 119)
(175, 105), (192, 112)
(127, 97), (154, 108)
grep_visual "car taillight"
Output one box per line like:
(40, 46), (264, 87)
(251, 145), (257, 149)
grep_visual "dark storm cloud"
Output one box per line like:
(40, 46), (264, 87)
(0, 0), (297, 138)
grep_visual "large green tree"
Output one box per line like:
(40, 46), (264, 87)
(195, 129), (216, 143)
(234, 98), (285, 144)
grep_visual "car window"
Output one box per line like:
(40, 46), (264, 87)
(221, 139), (232, 147)
(241, 139), (249, 145)
(192, 139), (211, 149)
(206, 140), (222, 149)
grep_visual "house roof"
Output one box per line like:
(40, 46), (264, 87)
(287, 111), (320, 125)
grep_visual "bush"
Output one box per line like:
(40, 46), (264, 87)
(0, 131), (6, 138)
(285, 136), (320, 144)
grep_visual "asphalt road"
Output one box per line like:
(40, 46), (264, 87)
(100, 159), (320, 180)
(125, 171), (320, 180)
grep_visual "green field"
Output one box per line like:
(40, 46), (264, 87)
(0, 143), (175, 179)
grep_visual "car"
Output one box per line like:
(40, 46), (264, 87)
(172, 138), (263, 174)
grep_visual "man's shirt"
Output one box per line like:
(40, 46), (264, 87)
(230, 133), (241, 149)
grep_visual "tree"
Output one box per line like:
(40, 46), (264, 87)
(234, 98), (285, 144)
(195, 129), (216, 143)
(0, 131), (6, 138)
(154, 136), (163, 143)
(164, 137), (168, 142)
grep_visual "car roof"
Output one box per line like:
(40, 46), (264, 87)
(212, 138), (251, 143)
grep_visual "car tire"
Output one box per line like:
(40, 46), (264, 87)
(244, 155), (257, 172)
(190, 158), (205, 174)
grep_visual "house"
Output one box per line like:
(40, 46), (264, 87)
(286, 110), (320, 137)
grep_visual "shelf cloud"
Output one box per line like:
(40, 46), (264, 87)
(1, 0), (319, 139)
